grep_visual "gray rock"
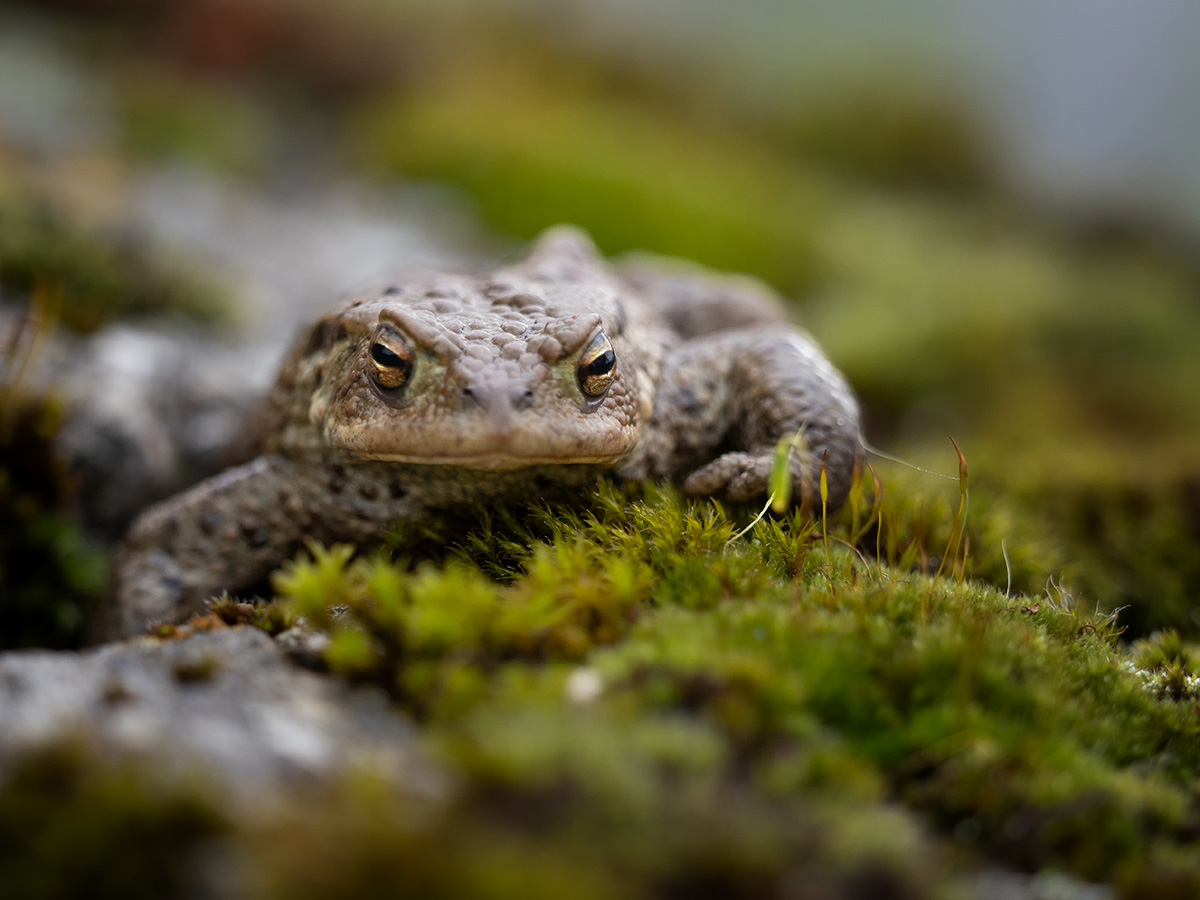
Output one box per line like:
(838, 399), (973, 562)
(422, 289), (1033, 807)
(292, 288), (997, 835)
(0, 627), (441, 802)
(48, 324), (274, 534)
(974, 868), (1118, 900)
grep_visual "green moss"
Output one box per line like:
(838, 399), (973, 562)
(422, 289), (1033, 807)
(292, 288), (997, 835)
(264, 477), (1200, 896)
(273, 484), (754, 716)
(767, 77), (988, 190)
(808, 197), (1200, 448)
(250, 712), (935, 900)
(863, 460), (1200, 640)
(352, 74), (833, 293)
(0, 390), (107, 649)
(207, 594), (296, 635)
(0, 742), (227, 900)
(118, 69), (274, 176)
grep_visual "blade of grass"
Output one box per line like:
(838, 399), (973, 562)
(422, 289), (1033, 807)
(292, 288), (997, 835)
(869, 464), (885, 581)
(769, 434), (792, 514)
(848, 456), (863, 542)
(934, 437), (969, 583)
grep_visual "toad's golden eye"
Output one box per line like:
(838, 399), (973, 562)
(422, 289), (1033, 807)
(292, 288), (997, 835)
(577, 331), (615, 400)
(368, 330), (413, 392)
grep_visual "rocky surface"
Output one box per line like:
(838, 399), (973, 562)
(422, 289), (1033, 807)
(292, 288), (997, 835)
(0, 626), (440, 801)
(49, 324), (273, 533)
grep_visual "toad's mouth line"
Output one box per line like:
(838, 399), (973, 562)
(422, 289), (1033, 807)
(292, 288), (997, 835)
(360, 452), (628, 471)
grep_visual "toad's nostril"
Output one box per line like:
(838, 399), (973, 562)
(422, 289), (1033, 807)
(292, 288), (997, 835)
(513, 388), (536, 411)
(463, 383), (534, 415)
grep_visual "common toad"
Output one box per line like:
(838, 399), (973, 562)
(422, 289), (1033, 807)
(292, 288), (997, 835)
(100, 227), (860, 639)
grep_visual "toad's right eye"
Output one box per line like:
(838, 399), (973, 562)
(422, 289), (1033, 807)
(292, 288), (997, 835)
(368, 331), (413, 392)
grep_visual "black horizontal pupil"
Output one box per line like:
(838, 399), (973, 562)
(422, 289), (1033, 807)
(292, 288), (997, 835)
(371, 342), (406, 368)
(581, 349), (615, 376)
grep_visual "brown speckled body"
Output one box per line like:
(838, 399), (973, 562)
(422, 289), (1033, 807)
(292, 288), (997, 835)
(100, 227), (860, 639)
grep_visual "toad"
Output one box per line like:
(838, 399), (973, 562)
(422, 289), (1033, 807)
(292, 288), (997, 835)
(99, 227), (860, 639)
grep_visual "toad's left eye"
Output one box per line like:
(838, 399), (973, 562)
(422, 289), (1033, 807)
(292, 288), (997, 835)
(577, 332), (615, 400)
(368, 330), (413, 392)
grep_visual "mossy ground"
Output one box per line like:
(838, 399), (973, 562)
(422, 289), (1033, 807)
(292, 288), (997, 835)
(73, 474), (1200, 898)
(0, 742), (227, 900)
(239, 478), (1199, 898)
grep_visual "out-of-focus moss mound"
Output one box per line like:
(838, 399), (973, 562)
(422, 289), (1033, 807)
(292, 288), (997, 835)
(344, 11), (989, 295)
(947, 472), (1200, 640)
(0, 383), (107, 650)
(354, 67), (832, 292)
(0, 186), (228, 334)
(250, 742), (934, 900)
(118, 70), (275, 177)
(799, 198), (1200, 638)
(807, 199), (1200, 447)
(766, 79), (989, 190)
(0, 742), (227, 900)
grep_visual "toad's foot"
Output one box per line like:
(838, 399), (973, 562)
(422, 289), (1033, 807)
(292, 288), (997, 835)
(629, 327), (860, 508)
(683, 450), (824, 505)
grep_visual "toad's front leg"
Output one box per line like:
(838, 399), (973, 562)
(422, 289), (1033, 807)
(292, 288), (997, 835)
(95, 455), (423, 641)
(626, 326), (861, 508)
